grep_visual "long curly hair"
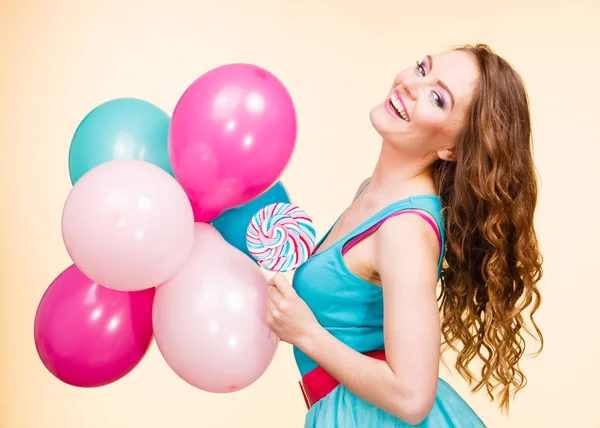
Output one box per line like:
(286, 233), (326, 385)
(431, 44), (544, 413)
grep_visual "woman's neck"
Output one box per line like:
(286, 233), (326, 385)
(367, 140), (436, 199)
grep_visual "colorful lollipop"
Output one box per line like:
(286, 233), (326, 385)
(246, 203), (316, 272)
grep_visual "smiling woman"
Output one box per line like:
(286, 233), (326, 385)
(264, 43), (543, 427)
(386, 56), (458, 122)
(370, 48), (479, 161)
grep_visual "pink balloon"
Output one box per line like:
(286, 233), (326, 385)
(62, 159), (195, 291)
(169, 63), (297, 222)
(34, 265), (155, 387)
(152, 223), (278, 393)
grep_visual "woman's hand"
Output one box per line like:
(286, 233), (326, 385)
(266, 273), (320, 349)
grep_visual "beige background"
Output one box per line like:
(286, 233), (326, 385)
(1, 0), (598, 426)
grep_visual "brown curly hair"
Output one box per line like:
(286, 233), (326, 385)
(430, 44), (544, 413)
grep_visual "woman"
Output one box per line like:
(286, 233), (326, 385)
(266, 43), (543, 427)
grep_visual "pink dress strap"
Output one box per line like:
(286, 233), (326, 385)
(342, 209), (442, 256)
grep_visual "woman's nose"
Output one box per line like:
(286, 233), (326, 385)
(399, 80), (418, 101)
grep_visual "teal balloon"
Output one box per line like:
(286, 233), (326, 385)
(211, 182), (291, 259)
(68, 98), (173, 184)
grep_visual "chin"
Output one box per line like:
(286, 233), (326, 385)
(369, 103), (417, 153)
(369, 102), (396, 140)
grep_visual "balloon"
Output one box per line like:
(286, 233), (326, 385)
(34, 265), (155, 387)
(62, 159), (195, 291)
(69, 98), (173, 184)
(211, 181), (290, 258)
(169, 63), (297, 222)
(153, 223), (278, 393)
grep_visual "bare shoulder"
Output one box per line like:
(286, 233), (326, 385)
(353, 177), (371, 199)
(373, 213), (440, 284)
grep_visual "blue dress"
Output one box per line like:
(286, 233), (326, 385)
(292, 189), (487, 427)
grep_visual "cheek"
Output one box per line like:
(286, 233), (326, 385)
(411, 104), (461, 145)
(412, 103), (446, 133)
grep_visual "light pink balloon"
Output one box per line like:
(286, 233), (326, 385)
(152, 223), (278, 393)
(62, 159), (195, 291)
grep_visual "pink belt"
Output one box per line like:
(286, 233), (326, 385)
(299, 350), (387, 409)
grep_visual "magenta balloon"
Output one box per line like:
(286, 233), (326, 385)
(169, 64), (297, 222)
(34, 265), (155, 387)
(153, 223), (278, 393)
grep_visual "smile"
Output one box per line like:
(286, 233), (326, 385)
(387, 91), (410, 121)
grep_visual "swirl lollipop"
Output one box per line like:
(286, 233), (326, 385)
(246, 203), (316, 272)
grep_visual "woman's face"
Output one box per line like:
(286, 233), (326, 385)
(370, 49), (480, 160)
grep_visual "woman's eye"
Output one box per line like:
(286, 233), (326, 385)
(415, 61), (426, 77)
(431, 91), (445, 109)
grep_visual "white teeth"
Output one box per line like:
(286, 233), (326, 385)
(390, 93), (409, 121)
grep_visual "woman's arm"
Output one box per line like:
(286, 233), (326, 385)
(296, 213), (441, 424)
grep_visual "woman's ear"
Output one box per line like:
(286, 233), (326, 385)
(437, 147), (457, 161)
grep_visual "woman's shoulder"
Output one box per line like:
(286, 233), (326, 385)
(352, 177), (371, 199)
